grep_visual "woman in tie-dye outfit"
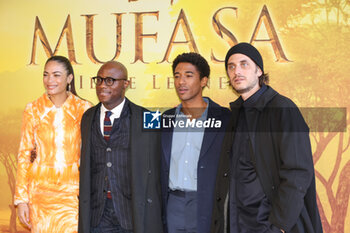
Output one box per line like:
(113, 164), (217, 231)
(14, 56), (92, 232)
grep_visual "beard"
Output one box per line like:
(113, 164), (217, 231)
(235, 84), (256, 94)
(231, 75), (259, 95)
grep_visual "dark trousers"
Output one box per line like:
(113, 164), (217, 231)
(91, 198), (132, 233)
(167, 190), (197, 233)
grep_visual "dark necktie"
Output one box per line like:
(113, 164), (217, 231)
(104, 111), (112, 141)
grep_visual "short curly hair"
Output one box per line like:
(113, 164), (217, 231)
(172, 52), (210, 79)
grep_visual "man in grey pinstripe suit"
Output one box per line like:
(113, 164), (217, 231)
(78, 61), (163, 233)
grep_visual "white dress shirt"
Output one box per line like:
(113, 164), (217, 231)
(100, 98), (126, 135)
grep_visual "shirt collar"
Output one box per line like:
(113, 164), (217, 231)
(100, 98), (126, 118)
(175, 97), (209, 120)
(43, 92), (75, 109)
(243, 84), (267, 108)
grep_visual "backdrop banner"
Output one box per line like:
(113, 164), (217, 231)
(0, 0), (349, 232)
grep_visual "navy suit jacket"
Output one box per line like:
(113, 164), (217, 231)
(160, 97), (231, 233)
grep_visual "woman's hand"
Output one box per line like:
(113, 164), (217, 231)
(17, 203), (31, 229)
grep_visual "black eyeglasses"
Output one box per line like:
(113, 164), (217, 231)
(92, 76), (127, 86)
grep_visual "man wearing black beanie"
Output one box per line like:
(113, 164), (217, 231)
(211, 43), (323, 233)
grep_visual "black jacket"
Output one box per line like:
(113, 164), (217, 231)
(211, 86), (323, 233)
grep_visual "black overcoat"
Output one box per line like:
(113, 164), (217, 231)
(211, 86), (323, 233)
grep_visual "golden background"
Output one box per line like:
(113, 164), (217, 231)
(0, 0), (349, 232)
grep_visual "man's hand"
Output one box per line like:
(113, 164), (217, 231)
(17, 203), (31, 229)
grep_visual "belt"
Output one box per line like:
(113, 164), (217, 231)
(169, 189), (196, 198)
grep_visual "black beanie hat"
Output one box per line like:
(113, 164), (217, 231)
(225, 42), (264, 73)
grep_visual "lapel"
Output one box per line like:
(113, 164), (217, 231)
(229, 96), (243, 141)
(243, 86), (278, 156)
(161, 108), (176, 168)
(83, 103), (101, 145)
(198, 98), (222, 160)
(228, 97), (244, 168)
(128, 100), (149, 186)
(245, 107), (259, 156)
(127, 100), (148, 228)
(108, 99), (130, 142)
(129, 99), (143, 159)
(95, 104), (108, 145)
(80, 103), (100, 197)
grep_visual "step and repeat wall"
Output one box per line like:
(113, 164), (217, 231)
(0, 0), (349, 232)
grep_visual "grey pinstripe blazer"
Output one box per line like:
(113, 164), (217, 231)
(78, 98), (163, 233)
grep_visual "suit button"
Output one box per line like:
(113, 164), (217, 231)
(107, 162), (112, 167)
(200, 166), (204, 169)
(147, 198), (152, 203)
(106, 147), (112, 152)
(148, 170), (152, 174)
(216, 197), (221, 201)
(272, 186), (275, 190)
(214, 220), (218, 225)
(223, 173), (228, 177)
